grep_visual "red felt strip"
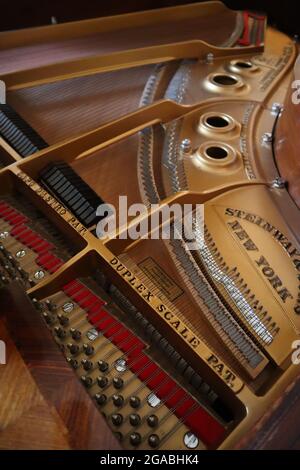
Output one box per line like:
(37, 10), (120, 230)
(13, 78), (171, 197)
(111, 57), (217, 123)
(238, 11), (250, 46)
(63, 280), (84, 296)
(10, 224), (28, 236)
(70, 280), (226, 446)
(7, 214), (28, 225)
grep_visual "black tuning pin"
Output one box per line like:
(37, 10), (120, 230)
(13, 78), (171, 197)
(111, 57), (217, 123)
(129, 432), (141, 447)
(98, 360), (109, 372)
(67, 343), (79, 355)
(42, 312), (54, 325)
(67, 358), (79, 369)
(81, 359), (93, 371)
(57, 314), (69, 326)
(129, 396), (141, 409)
(83, 344), (94, 356)
(129, 414), (141, 426)
(112, 394), (124, 407)
(94, 393), (107, 406)
(147, 415), (158, 428)
(32, 298), (44, 311)
(54, 326), (66, 339)
(80, 375), (93, 388)
(18, 267), (29, 280)
(45, 300), (57, 312)
(112, 377), (124, 389)
(111, 413), (123, 426)
(97, 376), (108, 388)
(148, 434), (160, 448)
(70, 328), (82, 341)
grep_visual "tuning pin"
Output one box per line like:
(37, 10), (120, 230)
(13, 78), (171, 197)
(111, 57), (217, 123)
(45, 299), (57, 312)
(147, 415), (158, 428)
(83, 344), (94, 356)
(57, 314), (69, 326)
(32, 298), (44, 311)
(129, 414), (141, 426)
(81, 359), (93, 371)
(0, 275), (8, 285)
(129, 396), (140, 409)
(111, 413), (123, 426)
(98, 360), (109, 372)
(94, 393), (107, 405)
(129, 432), (141, 446)
(112, 377), (124, 390)
(112, 394), (124, 407)
(80, 375), (93, 388)
(67, 343), (80, 355)
(148, 434), (160, 448)
(97, 376), (108, 388)
(17, 267), (29, 280)
(67, 357), (79, 369)
(70, 328), (82, 340)
(42, 311), (54, 325)
(54, 326), (66, 338)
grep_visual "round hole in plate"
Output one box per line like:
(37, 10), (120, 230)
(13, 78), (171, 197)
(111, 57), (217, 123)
(235, 61), (253, 69)
(206, 146), (228, 160)
(205, 115), (229, 128)
(212, 74), (238, 86)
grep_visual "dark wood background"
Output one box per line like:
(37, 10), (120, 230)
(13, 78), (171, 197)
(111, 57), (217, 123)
(0, 0), (298, 37)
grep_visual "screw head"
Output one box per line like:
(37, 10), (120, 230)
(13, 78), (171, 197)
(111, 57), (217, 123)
(180, 138), (192, 155)
(271, 177), (286, 189)
(115, 358), (127, 372)
(16, 249), (26, 258)
(206, 52), (214, 64)
(62, 302), (74, 313)
(262, 132), (273, 144)
(0, 231), (9, 239)
(184, 431), (199, 449)
(34, 270), (45, 280)
(147, 392), (161, 408)
(86, 328), (98, 342)
(271, 102), (283, 115)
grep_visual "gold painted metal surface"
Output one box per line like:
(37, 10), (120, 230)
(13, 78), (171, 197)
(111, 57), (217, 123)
(2, 42), (263, 91)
